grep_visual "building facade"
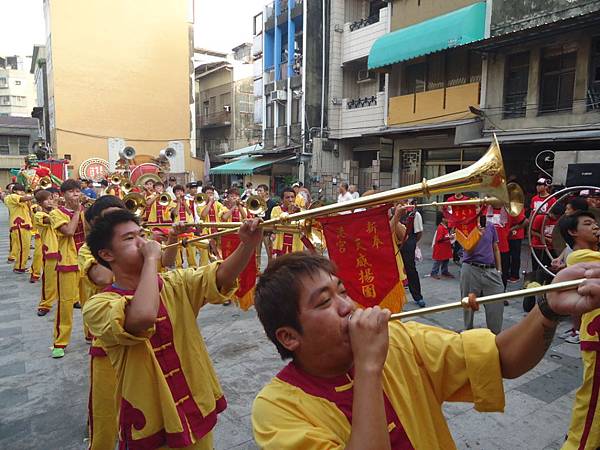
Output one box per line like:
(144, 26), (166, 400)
(0, 117), (40, 186)
(0, 56), (36, 118)
(195, 45), (261, 189)
(469, 0), (600, 192)
(42, 0), (202, 179)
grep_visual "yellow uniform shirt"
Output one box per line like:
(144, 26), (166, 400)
(50, 207), (86, 272)
(83, 262), (237, 449)
(34, 211), (59, 259)
(271, 205), (304, 255)
(253, 322), (504, 450)
(562, 249), (600, 450)
(5, 194), (32, 230)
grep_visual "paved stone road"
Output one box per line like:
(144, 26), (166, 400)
(0, 205), (583, 449)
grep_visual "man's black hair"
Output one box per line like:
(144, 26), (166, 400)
(87, 209), (140, 269)
(60, 179), (81, 193)
(254, 252), (337, 360)
(559, 210), (597, 248)
(549, 202), (565, 217)
(567, 196), (589, 213)
(84, 195), (126, 225)
(34, 189), (51, 204)
(173, 184), (185, 193)
(12, 183), (25, 192)
(281, 187), (295, 197)
(257, 184), (269, 192)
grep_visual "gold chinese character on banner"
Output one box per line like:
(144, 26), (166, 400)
(372, 233), (383, 249)
(361, 284), (377, 298)
(359, 268), (375, 284)
(367, 221), (377, 234)
(356, 253), (372, 269)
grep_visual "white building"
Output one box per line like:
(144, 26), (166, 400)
(0, 56), (36, 118)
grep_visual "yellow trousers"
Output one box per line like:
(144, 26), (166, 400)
(53, 271), (79, 348)
(30, 235), (43, 278)
(157, 432), (213, 450)
(88, 354), (118, 450)
(10, 227), (31, 271)
(193, 242), (210, 267)
(176, 244), (198, 269)
(38, 258), (58, 311)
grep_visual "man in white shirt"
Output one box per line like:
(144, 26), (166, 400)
(165, 176), (177, 200)
(337, 182), (353, 203)
(349, 184), (360, 200)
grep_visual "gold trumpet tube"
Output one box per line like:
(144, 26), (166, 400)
(414, 196), (504, 209)
(162, 136), (523, 249)
(151, 221), (304, 233)
(390, 278), (585, 321)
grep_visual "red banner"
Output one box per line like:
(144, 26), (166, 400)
(317, 206), (404, 312)
(444, 205), (481, 251)
(221, 234), (257, 310)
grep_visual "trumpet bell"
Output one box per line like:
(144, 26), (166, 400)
(123, 193), (146, 217)
(158, 194), (172, 207)
(135, 173), (162, 187)
(109, 173), (123, 185)
(39, 176), (52, 190)
(244, 195), (267, 216)
(121, 180), (134, 194)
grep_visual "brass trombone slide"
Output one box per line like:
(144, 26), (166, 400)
(413, 196), (505, 209)
(390, 278), (584, 321)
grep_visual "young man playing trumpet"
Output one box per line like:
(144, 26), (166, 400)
(171, 184), (198, 268)
(83, 210), (262, 449)
(34, 189), (59, 316)
(252, 252), (600, 450)
(220, 187), (249, 222)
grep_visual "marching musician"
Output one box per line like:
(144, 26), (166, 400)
(199, 185), (225, 258)
(397, 199), (426, 308)
(83, 209), (262, 450)
(220, 187), (248, 223)
(33, 189), (59, 316)
(251, 251), (600, 450)
(256, 184), (277, 265)
(79, 195), (182, 450)
(5, 183), (34, 272)
(171, 184), (197, 268)
(271, 187), (304, 257)
(145, 181), (172, 225)
(29, 198), (43, 284)
(49, 179), (86, 359)
(558, 210), (600, 449)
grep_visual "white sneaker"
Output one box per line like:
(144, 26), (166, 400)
(558, 328), (576, 340)
(565, 332), (580, 344)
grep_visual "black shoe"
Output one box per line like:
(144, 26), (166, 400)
(37, 309), (49, 316)
(73, 302), (82, 309)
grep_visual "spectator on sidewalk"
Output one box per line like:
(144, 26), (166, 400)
(461, 216), (505, 334)
(399, 200), (426, 307)
(349, 184), (360, 199)
(337, 183), (353, 203)
(507, 207), (528, 283)
(489, 207), (510, 288)
(430, 216), (455, 279)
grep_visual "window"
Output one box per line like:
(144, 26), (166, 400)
(588, 37), (600, 110)
(277, 102), (287, 126)
(0, 77), (7, 88)
(15, 136), (29, 155)
(0, 95), (10, 105)
(14, 80), (21, 85)
(253, 13), (263, 35)
(503, 51), (530, 118)
(292, 96), (300, 124)
(266, 102), (274, 128)
(0, 136), (8, 155)
(401, 63), (426, 95)
(202, 101), (209, 116)
(539, 46), (577, 114)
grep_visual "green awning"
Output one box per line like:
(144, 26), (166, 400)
(220, 143), (264, 158)
(368, 2), (486, 70)
(209, 156), (292, 175)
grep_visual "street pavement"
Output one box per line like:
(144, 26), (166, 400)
(0, 205), (583, 450)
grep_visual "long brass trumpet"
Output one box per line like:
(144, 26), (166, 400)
(411, 196), (506, 209)
(164, 136), (524, 249)
(242, 195), (267, 216)
(390, 278), (584, 321)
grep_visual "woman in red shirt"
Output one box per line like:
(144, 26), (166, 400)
(430, 217), (455, 279)
(507, 209), (528, 283)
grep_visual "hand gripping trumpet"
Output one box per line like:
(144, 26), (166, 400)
(163, 135), (524, 249)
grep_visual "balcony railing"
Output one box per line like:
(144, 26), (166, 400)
(587, 85), (600, 111)
(198, 111), (232, 128)
(388, 82), (480, 126)
(349, 12), (380, 32)
(346, 95), (378, 109)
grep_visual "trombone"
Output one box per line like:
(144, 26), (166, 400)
(164, 135), (524, 250)
(39, 176), (53, 190)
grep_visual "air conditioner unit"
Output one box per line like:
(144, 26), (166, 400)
(270, 90), (287, 102)
(223, 105), (231, 112)
(357, 70), (376, 83)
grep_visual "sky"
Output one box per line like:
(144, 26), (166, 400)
(0, 0), (269, 57)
